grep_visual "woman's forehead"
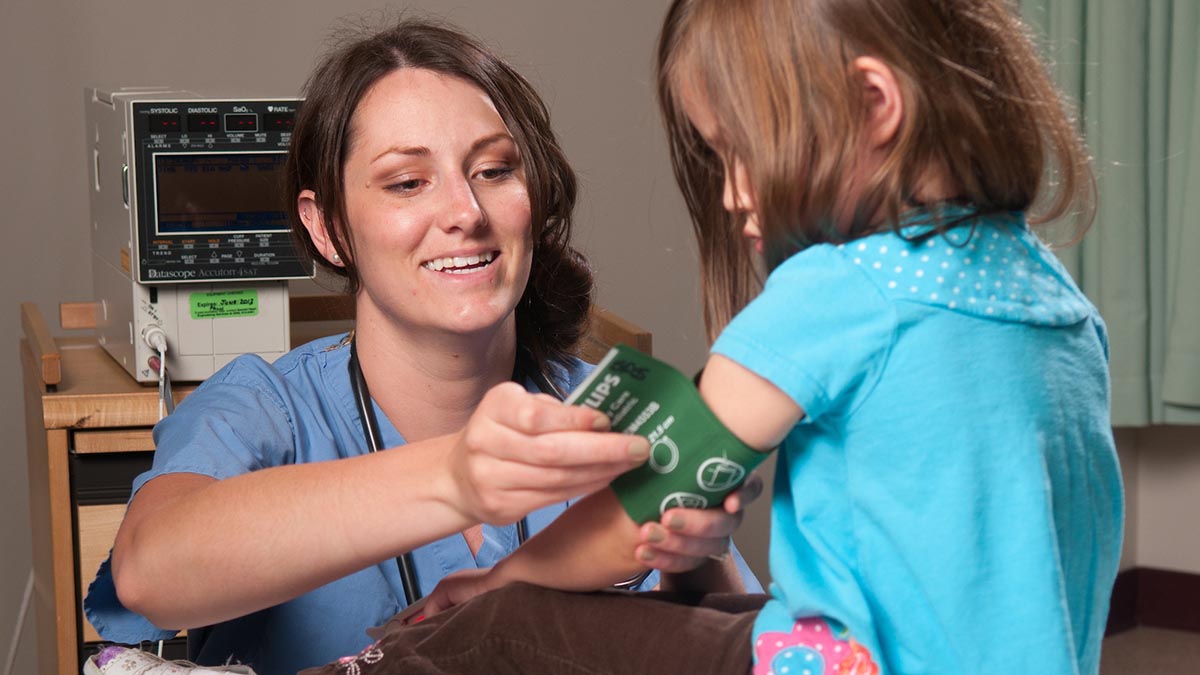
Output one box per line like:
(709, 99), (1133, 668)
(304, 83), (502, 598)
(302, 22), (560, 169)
(348, 68), (511, 157)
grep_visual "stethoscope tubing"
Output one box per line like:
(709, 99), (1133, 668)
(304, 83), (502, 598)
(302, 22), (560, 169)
(348, 337), (534, 606)
(348, 339), (424, 605)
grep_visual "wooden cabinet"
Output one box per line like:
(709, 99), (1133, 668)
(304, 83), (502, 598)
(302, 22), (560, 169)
(18, 297), (353, 674)
(22, 328), (195, 674)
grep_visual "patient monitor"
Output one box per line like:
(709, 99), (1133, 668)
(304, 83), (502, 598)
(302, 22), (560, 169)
(86, 86), (311, 383)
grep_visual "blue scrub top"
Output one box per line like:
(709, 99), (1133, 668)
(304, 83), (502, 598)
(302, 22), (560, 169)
(85, 333), (760, 675)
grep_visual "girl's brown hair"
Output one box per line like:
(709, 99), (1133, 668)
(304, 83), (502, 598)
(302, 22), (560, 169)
(657, 0), (1095, 339)
(286, 17), (591, 371)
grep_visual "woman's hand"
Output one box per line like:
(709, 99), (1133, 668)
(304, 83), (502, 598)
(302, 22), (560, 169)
(634, 472), (764, 584)
(444, 382), (650, 526)
(397, 567), (499, 624)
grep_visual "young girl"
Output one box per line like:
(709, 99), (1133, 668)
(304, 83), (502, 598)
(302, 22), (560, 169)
(308, 1), (1123, 673)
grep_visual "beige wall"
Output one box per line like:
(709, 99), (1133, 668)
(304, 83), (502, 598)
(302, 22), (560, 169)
(1127, 427), (1200, 573)
(1113, 426), (1200, 575)
(2, 1), (1196, 672)
(1112, 427), (1200, 575)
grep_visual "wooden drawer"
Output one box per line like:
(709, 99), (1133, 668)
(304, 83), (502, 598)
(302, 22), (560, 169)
(72, 439), (187, 645)
(74, 429), (156, 455)
(76, 495), (187, 644)
(76, 504), (126, 643)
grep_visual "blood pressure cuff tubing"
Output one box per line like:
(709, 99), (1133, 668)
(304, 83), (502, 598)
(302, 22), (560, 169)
(566, 345), (769, 524)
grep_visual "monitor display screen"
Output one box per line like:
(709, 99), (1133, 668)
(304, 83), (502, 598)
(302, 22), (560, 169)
(153, 152), (288, 234)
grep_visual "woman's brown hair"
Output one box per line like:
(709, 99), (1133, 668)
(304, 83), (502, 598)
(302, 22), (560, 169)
(657, 0), (1095, 340)
(286, 17), (592, 372)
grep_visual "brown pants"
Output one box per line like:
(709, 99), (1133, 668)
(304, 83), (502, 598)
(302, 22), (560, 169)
(301, 583), (767, 675)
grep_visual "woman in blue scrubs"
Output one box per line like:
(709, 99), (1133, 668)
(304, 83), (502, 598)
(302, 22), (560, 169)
(84, 17), (760, 675)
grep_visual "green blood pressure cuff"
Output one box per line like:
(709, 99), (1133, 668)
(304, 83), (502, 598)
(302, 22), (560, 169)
(565, 344), (768, 524)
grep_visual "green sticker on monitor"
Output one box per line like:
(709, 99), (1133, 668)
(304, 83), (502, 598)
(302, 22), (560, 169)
(566, 344), (767, 524)
(189, 289), (259, 319)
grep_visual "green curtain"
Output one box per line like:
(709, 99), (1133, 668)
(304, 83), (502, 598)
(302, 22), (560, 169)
(1021, 0), (1200, 425)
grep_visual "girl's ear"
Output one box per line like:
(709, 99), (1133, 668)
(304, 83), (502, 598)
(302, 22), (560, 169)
(852, 56), (904, 149)
(297, 190), (344, 267)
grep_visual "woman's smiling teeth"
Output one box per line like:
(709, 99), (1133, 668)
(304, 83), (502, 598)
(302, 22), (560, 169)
(423, 250), (497, 273)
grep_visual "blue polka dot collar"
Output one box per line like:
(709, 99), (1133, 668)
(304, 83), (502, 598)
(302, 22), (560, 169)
(836, 209), (1092, 326)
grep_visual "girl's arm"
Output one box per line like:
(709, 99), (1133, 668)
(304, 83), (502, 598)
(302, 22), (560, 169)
(697, 354), (804, 451)
(412, 354), (804, 619)
(650, 471), (764, 594)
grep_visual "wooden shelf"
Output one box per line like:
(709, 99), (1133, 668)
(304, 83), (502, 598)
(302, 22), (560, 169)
(33, 338), (196, 430)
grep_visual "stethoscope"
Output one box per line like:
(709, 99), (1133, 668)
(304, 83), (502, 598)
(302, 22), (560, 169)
(347, 337), (558, 605)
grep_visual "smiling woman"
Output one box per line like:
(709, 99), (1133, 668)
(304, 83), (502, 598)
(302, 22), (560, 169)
(286, 22), (590, 377)
(301, 68), (536, 346)
(82, 17), (761, 675)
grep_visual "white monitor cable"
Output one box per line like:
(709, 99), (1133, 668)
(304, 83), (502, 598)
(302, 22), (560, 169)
(143, 326), (175, 418)
(140, 326), (172, 657)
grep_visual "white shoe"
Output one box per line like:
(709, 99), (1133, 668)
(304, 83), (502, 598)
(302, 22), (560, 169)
(82, 645), (257, 674)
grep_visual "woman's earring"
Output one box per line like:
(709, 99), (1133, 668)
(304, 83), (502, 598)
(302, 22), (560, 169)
(332, 253), (342, 265)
